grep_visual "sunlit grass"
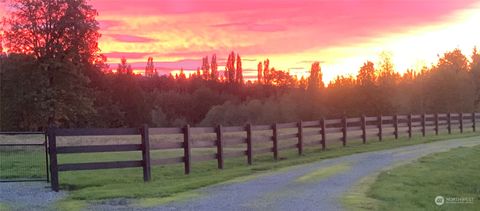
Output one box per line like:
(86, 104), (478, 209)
(362, 145), (480, 210)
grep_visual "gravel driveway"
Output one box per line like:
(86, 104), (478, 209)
(0, 182), (66, 210)
(2, 136), (479, 211)
(136, 136), (480, 211)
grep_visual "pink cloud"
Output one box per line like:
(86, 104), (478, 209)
(103, 52), (155, 60)
(107, 34), (157, 43)
(98, 20), (123, 30)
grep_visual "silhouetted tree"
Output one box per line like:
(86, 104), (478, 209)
(211, 54), (219, 80)
(202, 56), (210, 80)
(145, 57), (156, 77)
(471, 47), (480, 108)
(257, 62), (263, 84)
(117, 57), (133, 75)
(263, 59), (270, 84)
(307, 61), (324, 92)
(236, 54), (243, 84)
(225, 51), (236, 83)
(3, 0), (100, 127)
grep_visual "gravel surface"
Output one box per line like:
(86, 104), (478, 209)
(0, 182), (66, 210)
(2, 136), (479, 211)
(135, 137), (480, 211)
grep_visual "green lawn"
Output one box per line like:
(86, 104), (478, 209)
(346, 144), (480, 211)
(2, 130), (480, 209)
(0, 146), (47, 180)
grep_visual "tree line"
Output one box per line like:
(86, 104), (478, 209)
(0, 0), (479, 131)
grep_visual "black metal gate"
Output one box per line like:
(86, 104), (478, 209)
(0, 132), (49, 182)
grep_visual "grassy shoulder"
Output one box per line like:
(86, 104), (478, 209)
(344, 143), (480, 211)
(52, 131), (480, 208)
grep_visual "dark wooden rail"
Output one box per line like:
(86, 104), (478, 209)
(46, 112), (480, 191)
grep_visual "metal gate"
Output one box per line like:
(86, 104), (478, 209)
(0, 132), (49, 182)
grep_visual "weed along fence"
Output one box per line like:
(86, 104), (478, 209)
(46, 112), (479, 191)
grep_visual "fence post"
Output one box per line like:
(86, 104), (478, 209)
(47, 126), (59, 192)
(272, 123), (278, 160)
(393, 114), (398, 139)
(447, 113), (452, 134)
(473, 112), (476, 132)
(216, 124), (224, 169)
(342, 116), (347, 147)
(378, 115), (383, 141)
(421, 113), (426, 137)
(297, 121), (303, 155)
(361, 115), (366, 144)
(408, 113), (412, 138)
(320, 118), (326, 150)
(183, 124), (191, 174)
(435, 113), (439, 135)
(141, 124), (151, 182)
(459, 113), (463, 133)
(246, 124), (253, 165)
(44, 132), (49, 183)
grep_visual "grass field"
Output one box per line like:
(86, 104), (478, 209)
(1, 129), (479, 209)
(345, 144), (480, 211)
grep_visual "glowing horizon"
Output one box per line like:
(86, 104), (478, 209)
(5, 0), (480, 83)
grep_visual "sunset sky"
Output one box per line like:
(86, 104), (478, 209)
(5, 0), (480, 82)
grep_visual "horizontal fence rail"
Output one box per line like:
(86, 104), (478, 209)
(46, 112), (480, 191)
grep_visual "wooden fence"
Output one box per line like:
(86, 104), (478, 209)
(47, 112), (479, 191)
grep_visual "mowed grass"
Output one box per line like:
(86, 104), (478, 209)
(2, 129), (480, 207)
(359, 144), (480, 211)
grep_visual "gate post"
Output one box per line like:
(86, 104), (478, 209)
(44, 132), (49, 182)
(47, 126), (59, 192)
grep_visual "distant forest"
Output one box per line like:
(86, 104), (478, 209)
(1, 0), (480, 130)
